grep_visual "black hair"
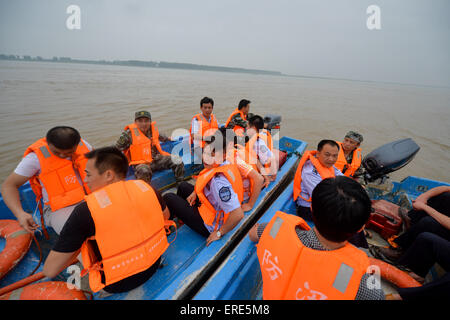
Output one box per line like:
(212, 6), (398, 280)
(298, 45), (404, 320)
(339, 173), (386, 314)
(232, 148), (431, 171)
(317, 139), (340, 152)
(311, 176), (371, 243)
(84, 146), (129, 179)
(238, 99), (251, 110)
(200, 96), (214, 107)
(46, 126), (81, 150)
(204, 127), (238, 155)
(248, 115), (264, 131)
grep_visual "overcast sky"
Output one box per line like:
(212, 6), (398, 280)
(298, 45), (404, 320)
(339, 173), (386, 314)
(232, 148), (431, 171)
(1, 0), (449, 87)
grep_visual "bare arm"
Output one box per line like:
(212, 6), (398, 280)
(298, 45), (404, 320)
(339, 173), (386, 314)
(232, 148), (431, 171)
(241, 169), (264, 212)
(256, 161), (271, 188)
(163, 207), (170, 221)
(412, 200), (450, 230)
(43, 250), (80, 279)
(415, 186), (450, 204)
(1, 172), (38, 233)
(249, 223), (260, 243)
(206, 207), (244, 246)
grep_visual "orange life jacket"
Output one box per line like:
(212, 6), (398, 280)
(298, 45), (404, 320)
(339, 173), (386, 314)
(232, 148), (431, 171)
(24, 138), (90, 211)
(257, 211), (370, 300)
(245, 130), (274, 174)
(81, 180), (170, 293)
(195, 164), (244, 231)
(293, 150), (336, 204)
(228, 148), (254, 201)
(334, 141), (362, 177)
(225, 108), (247, 136)
(124, 122), (170, 165)
(189, 113), (219, 148)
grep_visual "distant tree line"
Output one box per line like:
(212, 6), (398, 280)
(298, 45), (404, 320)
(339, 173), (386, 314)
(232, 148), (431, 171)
(0, 54), (282, 76)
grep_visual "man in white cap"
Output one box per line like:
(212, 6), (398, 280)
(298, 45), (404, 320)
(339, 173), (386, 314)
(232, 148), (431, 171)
(334, 131), (364, 179)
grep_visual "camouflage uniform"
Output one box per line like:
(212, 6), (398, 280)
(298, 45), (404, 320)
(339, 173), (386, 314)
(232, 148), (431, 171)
(226, 112), (255, 131)
(344, 151), (364, 177)
(343, 131), (364, 177)
(116, 127), (185, 186)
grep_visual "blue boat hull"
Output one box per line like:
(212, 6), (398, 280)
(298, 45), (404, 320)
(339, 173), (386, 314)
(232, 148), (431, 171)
(98, 136), (307, 300)
(0, 135), (201, 289)
(0, 135), (307, 300)
(194, 176), (450, 300)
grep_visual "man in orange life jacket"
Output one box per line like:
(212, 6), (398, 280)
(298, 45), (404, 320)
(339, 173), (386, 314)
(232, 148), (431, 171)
(249, 176), (385, 300)
(43, 147), (171, 294)
(163, 127), (263, 246)
(225, 99), (254, 136)
(334, 131), (364, 179)
(245, 115), (278, 187)
(1, 126), (93, 235)
(116, 110), (185, 186)
(293, 140), (368, 248)
(190, 97), (219, 164)
(293, 140), (343, 222)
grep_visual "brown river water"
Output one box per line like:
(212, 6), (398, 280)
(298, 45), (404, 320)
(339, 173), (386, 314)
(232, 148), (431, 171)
(0, 60), (449, 184)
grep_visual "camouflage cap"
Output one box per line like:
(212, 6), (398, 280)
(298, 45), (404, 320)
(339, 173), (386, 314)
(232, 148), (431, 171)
(345, 131), (363, 143)
(135, 110), (151, 120)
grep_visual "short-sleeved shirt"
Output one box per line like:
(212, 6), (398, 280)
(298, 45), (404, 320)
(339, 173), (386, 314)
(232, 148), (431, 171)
(52, 183), (166, 294)
(190, 115), (215, 135)
(252, 138), (273, 166)
(296, 160), (343, 207)
(256, 223), (385, 300)
(14, 139), (93, 206)
(203, 162), (241, 233)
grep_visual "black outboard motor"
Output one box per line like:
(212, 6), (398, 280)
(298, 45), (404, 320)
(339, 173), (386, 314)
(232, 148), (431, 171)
(263, 114), (282, 131)
(359, 138), (420, 183)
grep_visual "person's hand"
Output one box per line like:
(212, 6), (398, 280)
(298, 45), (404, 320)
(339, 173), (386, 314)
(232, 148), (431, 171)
(248, 223), (260, 243)
(414, 193), (428, 205)
(206, 231), (221, 246)
(17, 211), (39, 233)
(241, 202), (252, 212)
(412, 199), (427, 211)
(187, 191), (197, 206)
(263, 176), (271, 189)
(385, 293), (402, 300)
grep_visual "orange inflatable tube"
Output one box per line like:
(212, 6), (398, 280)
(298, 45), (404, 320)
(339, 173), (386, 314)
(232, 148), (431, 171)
(0, 281), (86, 300)
(369, 257), (422, 288)
(0, 220), (32, 280)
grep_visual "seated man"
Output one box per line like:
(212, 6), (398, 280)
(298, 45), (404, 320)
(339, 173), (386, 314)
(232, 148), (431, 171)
(293, 140), (343, 221)
(163, 127), (263, 246)
(245, 115), (278, 187)
(224, 99), (254, 136)
(249, 176), (384, 300)
(378, 185), (450, 261)
(1, 126), (92, 235)
(189, 96), (219, 164)
(334, 131), (364, 178)
(43, 147), (171, 294)
(292, 140), (368, 248)
(226, 133), (265, 212)
(116, 110), (185, 185)
(387, 233), (450, 300)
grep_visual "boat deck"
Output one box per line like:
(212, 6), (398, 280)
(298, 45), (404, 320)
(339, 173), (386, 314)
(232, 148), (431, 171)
(1, 136), (309, 300)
